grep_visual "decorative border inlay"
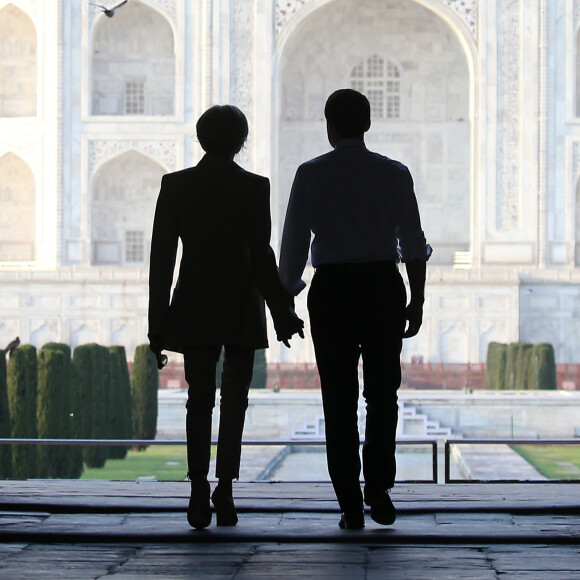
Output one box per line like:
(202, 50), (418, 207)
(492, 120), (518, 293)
(88, 139), (177, 178)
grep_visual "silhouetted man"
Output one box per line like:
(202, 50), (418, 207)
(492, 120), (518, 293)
(279, 89), (431, 530)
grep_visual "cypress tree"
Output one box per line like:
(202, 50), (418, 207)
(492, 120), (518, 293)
(73, 344), (109, 468)
(527, 344), (540, 390)
(37, 348), (67, 478)
(250, 349), (267, 389)
(108, 346), (132, 459)
(514, 342), (533, 390)
(0, 350), (12, 479)
(216, 348), (267, 389)
(485, 342), (506, 390)
(504, 343), (518, 390)
(536, 343), (557, 390)
(131, 344), (159, 450)
(7, 345), (38, 478)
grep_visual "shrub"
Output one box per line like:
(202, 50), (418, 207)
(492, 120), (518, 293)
(72, 344), (110, 468)
(514, 343), (533, 390)
(42, 342), (83, 478)
(108, 346), (132, 459)
(7, 345), (38, 478)
(504, 343), (519, 390)
(0, 350), (11, 479)
(251, 349), (267, 389)
(215, 348), (267, 389)
(535, 343), (557, 390)
(37, 348), (68, 477)
(131, 345), (159, 449)
(485, 342), (506, 390)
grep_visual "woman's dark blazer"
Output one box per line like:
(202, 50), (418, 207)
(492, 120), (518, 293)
(148, 154), (289, 353)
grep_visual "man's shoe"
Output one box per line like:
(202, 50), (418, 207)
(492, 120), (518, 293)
(338, 511), (365, 530)
(364, 490), (396, 525)
(187, 478), (212, 529)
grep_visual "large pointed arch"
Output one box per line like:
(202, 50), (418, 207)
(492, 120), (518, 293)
(0, 3), (37, 117)
(91, 0), (175, 116)
(0, 152), (36, 261)
(91, 150), (165, 265)
(273, 0), (478, 266)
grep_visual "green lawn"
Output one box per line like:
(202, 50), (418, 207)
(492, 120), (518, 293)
(81, 445), (190, 481)
(511, 445), (580, 480)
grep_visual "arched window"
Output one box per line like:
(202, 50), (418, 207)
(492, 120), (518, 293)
(0, 4), (37, 117)
(350, 55), (400, 119)
(0, 153), (36, 261)
(91, 150), (164, 265)
(91, 0), (175, 116)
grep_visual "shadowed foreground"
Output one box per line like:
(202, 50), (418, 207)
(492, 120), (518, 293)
(0, 481), (579, 578)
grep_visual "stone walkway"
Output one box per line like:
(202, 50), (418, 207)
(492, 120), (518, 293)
(0, 481), (579, 578)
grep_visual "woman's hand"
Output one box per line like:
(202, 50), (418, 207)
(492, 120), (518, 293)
(275, 306), (305, 347)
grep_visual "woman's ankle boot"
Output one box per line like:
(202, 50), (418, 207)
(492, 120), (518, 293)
(187, 477), (211, 529)
(211, 480), (238, 526)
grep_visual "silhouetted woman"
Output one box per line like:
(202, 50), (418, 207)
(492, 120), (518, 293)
(148, 105), (303, 529)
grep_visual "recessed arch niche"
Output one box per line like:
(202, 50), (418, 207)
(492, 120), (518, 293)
(276, 0), (472, 264)
(91, 150), (165, 265)
(0, 3), (37, 117)
(0, 152), (36, 261)
(91, 0), (175, 116)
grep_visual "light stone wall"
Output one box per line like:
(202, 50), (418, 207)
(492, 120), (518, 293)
(2, 0), (580, 365)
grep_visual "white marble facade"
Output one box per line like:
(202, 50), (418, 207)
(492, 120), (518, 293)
(1, 0), (580, 364)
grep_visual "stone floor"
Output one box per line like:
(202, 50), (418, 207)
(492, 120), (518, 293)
(0, 481), (579, 578)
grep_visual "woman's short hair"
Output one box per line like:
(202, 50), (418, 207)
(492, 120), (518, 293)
(324, 89), (371, 138)
(196, 105), (249, 155)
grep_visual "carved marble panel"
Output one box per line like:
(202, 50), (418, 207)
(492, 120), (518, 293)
(496, 0), (521, 230)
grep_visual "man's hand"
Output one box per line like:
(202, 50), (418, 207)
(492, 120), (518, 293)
(403, 301), (423, 338)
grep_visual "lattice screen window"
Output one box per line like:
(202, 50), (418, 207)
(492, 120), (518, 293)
(125, 230), (144, 263)
(350, 55), (400, 119)
(125, 81), (145, 115)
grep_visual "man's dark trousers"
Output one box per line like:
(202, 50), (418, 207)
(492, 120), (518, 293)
(308, 261), (406, 513)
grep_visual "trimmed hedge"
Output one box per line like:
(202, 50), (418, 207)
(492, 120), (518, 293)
(532, 343), (557, 390)
(514, 343), (533, 390)
(215, 348), (267, 389)
(37, 348), (68, 477)
(487, 341), (557, 390)
(42, 343), (83, 478)
(72, 343), (110, 468)
(504, 343), (518, 391)
(7, 345), (38, 479)
(485, 342), (506, 390)
(0, 350), (11, 478)
(251, 349), (267, 389)
(108, 346), (132, 459)
(131, 345), (159, 449)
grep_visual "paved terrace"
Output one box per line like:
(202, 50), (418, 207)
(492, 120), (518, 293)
(0, 481), (579, 578)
